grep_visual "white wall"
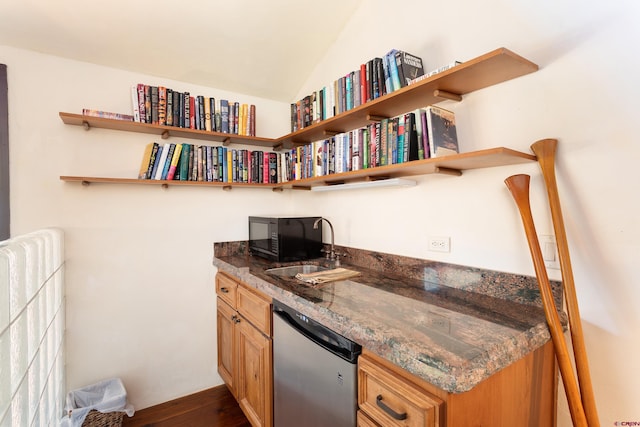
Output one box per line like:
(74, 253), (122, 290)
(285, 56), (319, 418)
(1, 45), (294, 409)
(4, 0), (640, 423)
(294, 0), (640, 425)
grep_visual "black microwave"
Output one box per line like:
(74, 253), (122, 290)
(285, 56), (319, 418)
(249, 216), (323, 262)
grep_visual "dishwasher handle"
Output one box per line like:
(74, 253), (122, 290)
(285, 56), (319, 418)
(273, 300), (361, 363)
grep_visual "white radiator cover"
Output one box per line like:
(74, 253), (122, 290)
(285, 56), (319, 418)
(0, 228), (65, 426)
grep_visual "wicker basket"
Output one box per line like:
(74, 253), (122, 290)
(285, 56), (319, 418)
(81, 410), (125, 427)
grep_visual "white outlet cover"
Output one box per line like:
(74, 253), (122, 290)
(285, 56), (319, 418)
(428, 236), (450, 253)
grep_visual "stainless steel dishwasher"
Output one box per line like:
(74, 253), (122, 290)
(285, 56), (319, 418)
(272, 299), (362, 427)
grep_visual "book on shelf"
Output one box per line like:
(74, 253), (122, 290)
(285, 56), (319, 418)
(405, 112), (420, 162)
(166, 88), (174, 126)
(131, 86), (140, 122)
(144, 85), (151, 123)
(82, 109), (134, 121)
(426, 106), (459, 158)
(153, 143), (171, 180)
(179, 144), (191, 181)
(137, 142), (158, 179)
(158, 87), (167, 126)
(165, 143), (183, 181)
(220, 99), (229, 133)
(386, 49), (401, 92)
(160, 143), (176, 180)
(395, 50), (425, 87)
(150, 86), (159, 125)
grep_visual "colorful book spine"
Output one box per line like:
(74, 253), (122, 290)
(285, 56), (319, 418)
(165, 143), (183, 180)
(160, 143), (176, 180)
(138, 142), (156, 179)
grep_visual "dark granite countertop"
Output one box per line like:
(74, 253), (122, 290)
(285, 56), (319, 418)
(212, 241), (561, 394)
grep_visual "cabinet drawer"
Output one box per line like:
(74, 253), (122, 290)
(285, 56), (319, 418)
(237, 285), (272, 336)
(357, 410), (380, 427)
(358, 355), (442, 427)
(216, 272), (238, 308)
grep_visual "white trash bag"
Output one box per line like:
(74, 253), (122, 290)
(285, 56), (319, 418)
(60, 378), (135, 427)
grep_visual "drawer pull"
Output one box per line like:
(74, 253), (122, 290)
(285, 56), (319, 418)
(220, 287), (229, 293)
(376, 395), (407, 421)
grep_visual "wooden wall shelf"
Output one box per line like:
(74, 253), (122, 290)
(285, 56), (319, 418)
(59, 112), (278, 148)
(275, 47), (538, 148)
(60, 147), (536, 190)
(59, 176), (278, 190)
(278, 147), (536, 189)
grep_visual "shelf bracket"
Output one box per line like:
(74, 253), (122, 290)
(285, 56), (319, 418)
(434, 166), (463, 176)
(365, 175), (390, 181)
(81, 180), (90, 186)
(161, 130), (170, 140)
(161, 183), (169, 189)
(290, 185), (312, 191)
(222, 185), (232, 191)
(82, 121), (90, 131)
(222, 137), (231, 146)
(323, 130), (341, 137)
(434, 90), (463, 102)
(273, 143), (285, 151)
(272, 187), (284, 192)
(367, 114), (389, 122)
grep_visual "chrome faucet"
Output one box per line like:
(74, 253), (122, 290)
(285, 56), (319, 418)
(313, 217), (340, 266)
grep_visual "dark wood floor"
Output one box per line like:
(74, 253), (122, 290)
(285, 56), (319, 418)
(121, 385), (251, 427)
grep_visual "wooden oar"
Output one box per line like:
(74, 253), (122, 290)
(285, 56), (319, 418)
(531, 139), (600, 426)
(505, 174), (588, 427)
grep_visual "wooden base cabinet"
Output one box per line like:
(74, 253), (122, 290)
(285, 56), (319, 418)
(216, 272), (273, 427)
(358, 342), (557, 427)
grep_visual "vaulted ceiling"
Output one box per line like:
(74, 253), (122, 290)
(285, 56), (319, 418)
(0, 0), (362, 101)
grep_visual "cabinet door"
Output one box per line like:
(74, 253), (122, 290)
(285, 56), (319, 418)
(359, 355), (442, 427)
(237, 315), (273, 427)
(217, 297), (237, 397)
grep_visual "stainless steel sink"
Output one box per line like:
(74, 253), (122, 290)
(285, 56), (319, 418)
(265, 264), (329, 277)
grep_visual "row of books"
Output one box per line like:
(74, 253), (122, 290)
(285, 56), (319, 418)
(290, 49), (425, 132)
(138, 142), (280, 183)
(288, 105), (459, 179)
(130, 84), (256, 136)
(138, 105), (458, 184)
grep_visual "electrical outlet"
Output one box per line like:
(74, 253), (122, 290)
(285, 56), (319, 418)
(428, 236), (450, 253)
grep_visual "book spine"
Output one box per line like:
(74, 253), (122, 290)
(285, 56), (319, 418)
(144, 85), (152, 123)
(166, 89), (174, 126)
(131, 86), (141, 122)
(137, 84), (146, 123)
(150, 86), (159, 125)
(158, 87), (167, 126)
(160, 143), (176, 180)
(399, 51), (425, 86)
(220, 99), (229, 133)
(153, 143), (170, 180)
(165, 143), (183, 180)
(189, 96), (196, 129)
(360, 64), (367, 104)
(138, 142), (156, 179)
(398, 114), (406, 163)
